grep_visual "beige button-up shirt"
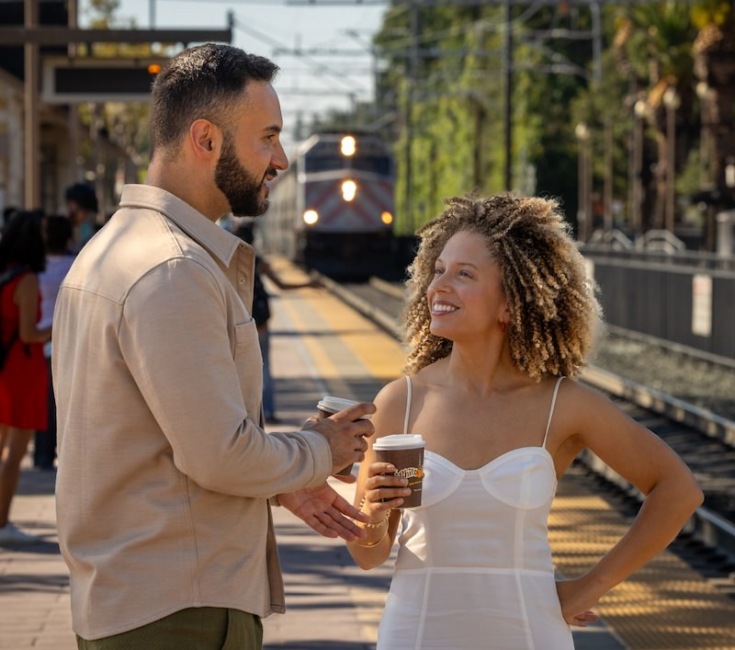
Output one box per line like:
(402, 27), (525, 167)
(53, 184), (333, 640)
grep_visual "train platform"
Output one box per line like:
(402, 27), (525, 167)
(2, 259), (734, 649)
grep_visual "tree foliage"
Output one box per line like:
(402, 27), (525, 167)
(334, 0), (735, 243)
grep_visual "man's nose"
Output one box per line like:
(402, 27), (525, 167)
(273, 143), (288, 171)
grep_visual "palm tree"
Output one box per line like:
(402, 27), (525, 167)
(692, 1), (735, 217)
(613, 2), (697, 231)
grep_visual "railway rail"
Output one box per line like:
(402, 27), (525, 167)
(316, 273), (735, 594)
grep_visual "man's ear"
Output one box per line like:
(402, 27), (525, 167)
(190, 119), (219, 159)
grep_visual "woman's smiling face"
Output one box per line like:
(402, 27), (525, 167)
(427, 230), (509, 342)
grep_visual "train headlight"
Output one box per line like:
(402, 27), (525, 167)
(341, 180), (357, 202)
(381, 211), (394, 225)
(340, 135), (357, 157)
(303, 209), (319, 225)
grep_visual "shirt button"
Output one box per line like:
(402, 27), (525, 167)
(239, 277), (246, 284)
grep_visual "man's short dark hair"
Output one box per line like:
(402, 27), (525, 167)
(150, 43), (279, 157)
(65, 183), (99, 213)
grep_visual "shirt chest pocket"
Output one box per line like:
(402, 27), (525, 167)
(234, 320), (263, 417)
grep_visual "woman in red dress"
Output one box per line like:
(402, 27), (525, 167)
(0, 210), (52, 545)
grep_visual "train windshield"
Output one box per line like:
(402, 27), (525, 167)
(304, 155), (392, 176)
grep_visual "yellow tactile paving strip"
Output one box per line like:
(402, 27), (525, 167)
(551, 466), (735, 649)
(269, 260), (405, 382)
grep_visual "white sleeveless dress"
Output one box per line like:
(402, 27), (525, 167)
(376, 377), (574, 650)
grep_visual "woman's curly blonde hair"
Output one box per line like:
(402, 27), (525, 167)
(402, 194), (602, 380)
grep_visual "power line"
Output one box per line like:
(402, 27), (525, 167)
(230, 13), (368, 93)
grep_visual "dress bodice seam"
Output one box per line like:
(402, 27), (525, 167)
(425, 446), (555, 476)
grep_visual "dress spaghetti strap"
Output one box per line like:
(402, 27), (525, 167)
(542, 377), (565, 449)
(403, 376), (413, 435)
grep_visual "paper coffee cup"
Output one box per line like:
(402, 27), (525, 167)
(372, 434), (425, 508)
(317, 396), (360, 420)
(316, 396), (364, 476)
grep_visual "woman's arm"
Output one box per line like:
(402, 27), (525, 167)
(15, 273), (51, 343)
(347, 378), (412, 569)
(553, 381), (703, 622)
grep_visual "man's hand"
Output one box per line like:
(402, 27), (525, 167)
(303, 401), (375, 475)
(277, 483), (370, 542)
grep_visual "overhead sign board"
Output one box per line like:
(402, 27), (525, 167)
(42, 56), (168, 103)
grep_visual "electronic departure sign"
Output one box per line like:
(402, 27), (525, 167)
(41, 57), (168, 103)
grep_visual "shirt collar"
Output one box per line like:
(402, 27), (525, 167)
(118, 184), (244, 267)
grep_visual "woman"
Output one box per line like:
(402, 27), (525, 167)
(346, 194), (703, 649)
(34, 215), (75, 470)
(0, 210), (52, 544)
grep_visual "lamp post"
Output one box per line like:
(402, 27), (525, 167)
(632, 99), (649, 236)
(696, 81), (714, 190)
(603, 118), (613, 232)
(575, 121), (591, 241)
(663, 87), (680, 233)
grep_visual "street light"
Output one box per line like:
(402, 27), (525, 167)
(696, 81), (715, 189)
(575, 121), (591, 241)
(632, 99), (649, 236)
(663, 87), (681, 233)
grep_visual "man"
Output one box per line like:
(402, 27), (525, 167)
(53, 43), (372, 649)
(64, 182), (99, 251)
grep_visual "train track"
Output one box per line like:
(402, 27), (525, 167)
(316, 273), (735, 592)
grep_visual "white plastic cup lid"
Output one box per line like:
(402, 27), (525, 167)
(317, 396), (360, 414)
(372, 433), (425, 450)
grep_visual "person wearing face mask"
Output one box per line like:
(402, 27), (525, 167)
(53, 43), (374, 650)
(346, 193), (703, 650)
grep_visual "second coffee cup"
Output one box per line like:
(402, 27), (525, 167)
(372, 434), (426, 508)
(316, 396), (365, 476)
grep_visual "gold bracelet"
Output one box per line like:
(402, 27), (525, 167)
(361, 518), (388, 529)
(357, 495), (389, 529)
(352, 526), (388, 548)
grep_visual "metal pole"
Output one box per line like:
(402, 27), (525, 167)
(68, 0), (81, 186)
(584, 138), (592, 239)
(590, 0), (602, 83)
(666, 104), (675, 232)
(503, 0), (512, 191)
(575, 122), (589, 241)
(603, 119), (613, 231)
(663, 88), (680, 233)
(23, 0), (40, 209)
(403, 1), (419, 233)
(632, 100), (646, 237)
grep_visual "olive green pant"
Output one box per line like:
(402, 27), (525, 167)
(76, 607), (263, 650)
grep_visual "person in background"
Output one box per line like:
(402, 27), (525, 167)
(64, 182), (99, 251)
(53, 43), (372, 650)
(234, 222), (320, 424)
(0, 210), (52, 545)
(33, 216), (74, 470)
(1, 206), (19, 233)
(347, 194), (703, 650)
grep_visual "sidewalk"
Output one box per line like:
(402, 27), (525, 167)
(0, 466), (73, 649)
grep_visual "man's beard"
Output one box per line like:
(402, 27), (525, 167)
(214, 133), (269, 217)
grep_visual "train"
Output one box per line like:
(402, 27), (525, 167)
(260, 131), (395, 278)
